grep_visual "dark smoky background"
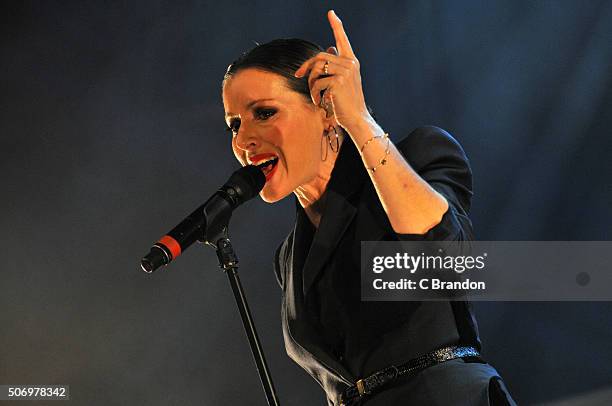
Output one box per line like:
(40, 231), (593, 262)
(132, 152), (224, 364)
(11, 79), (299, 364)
(1, 1), (611, 405)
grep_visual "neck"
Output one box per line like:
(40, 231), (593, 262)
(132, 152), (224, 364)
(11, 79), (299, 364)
(294, 168), (333, 229)
(294, 136), (343, 228)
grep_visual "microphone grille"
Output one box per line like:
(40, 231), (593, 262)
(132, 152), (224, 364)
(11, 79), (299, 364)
(224, 165), (266, 206)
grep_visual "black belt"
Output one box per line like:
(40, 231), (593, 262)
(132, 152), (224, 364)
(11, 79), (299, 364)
(337, 345), (482, 406)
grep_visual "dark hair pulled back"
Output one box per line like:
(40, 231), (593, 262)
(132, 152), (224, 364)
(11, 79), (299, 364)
(223, 38), (322, 103)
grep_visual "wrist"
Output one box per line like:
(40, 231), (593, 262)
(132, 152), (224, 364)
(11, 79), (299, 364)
(343, 113), (383, 144)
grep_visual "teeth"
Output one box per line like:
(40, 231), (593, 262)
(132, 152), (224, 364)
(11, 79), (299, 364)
(255, 156), (278, 167)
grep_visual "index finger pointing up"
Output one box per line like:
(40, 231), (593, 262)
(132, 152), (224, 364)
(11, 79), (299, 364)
(327, 10), (355, 58)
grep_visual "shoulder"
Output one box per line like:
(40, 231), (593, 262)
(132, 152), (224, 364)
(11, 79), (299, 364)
(396, 125), (465, 150)
(395, 126), (470, 173)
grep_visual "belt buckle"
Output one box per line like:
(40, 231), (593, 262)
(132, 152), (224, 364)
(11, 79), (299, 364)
(356, 378), (367, 396)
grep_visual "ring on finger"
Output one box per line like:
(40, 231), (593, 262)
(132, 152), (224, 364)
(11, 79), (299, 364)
(323, 60), (330, 75)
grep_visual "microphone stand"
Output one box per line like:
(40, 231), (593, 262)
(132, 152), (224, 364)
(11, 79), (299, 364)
(207, 227), (280, 406)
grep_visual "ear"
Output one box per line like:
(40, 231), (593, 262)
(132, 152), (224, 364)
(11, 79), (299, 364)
(317, 96), (334, 122)
(322, 110), (340, 134)
(316, 100), (335, 131)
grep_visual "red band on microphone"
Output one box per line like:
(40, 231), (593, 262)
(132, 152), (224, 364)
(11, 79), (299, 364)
(158, 235), (182, 259)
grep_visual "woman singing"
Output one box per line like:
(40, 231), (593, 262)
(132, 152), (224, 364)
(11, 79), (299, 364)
(221, 10), (516, 406)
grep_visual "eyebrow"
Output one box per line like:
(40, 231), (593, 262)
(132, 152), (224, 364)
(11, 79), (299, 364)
(225, 98), (276, 119)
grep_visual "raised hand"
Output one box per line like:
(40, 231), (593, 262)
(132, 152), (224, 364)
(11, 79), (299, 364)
(294, 10), (371, 132)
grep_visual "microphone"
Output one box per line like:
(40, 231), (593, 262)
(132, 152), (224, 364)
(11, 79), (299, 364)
(140, 165), (265, 273)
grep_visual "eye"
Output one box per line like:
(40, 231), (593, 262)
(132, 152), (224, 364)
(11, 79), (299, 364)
(225, 108), (276, 136)
(255, 108), (276, 120)
(225, 119), (240, 135)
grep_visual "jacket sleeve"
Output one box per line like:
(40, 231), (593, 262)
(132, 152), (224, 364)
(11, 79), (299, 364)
(392, 126), (474, 243)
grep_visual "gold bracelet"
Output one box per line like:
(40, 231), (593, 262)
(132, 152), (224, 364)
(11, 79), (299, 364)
(366, 134), (391, 173)
(360, 132), (388, 152)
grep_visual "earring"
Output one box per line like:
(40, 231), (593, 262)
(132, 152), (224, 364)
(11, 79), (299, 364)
(322, 126), (341, 161)
(321, 130), (329, 161)
(328, 126), (339, 153)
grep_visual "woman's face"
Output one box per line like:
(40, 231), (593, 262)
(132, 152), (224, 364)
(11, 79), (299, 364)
(222, 68), (328, 203)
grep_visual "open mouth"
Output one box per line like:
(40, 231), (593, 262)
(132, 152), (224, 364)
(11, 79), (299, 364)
(255, 156), (279, 179)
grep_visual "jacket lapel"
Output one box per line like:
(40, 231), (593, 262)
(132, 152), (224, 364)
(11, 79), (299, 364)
(301, 191), (356, 296)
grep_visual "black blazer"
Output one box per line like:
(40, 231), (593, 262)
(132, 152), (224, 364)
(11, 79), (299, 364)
(273, 126), (481, 405)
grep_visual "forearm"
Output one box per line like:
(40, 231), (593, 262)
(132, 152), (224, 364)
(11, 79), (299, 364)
(345, 117), (449, 235)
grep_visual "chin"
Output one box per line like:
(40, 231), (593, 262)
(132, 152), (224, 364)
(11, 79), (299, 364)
(259, 189), (289, 204)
